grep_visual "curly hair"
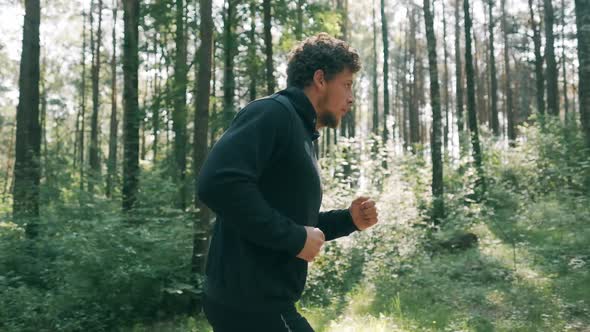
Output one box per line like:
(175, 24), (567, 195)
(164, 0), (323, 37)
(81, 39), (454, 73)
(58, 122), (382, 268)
(286, 33), (361, 89)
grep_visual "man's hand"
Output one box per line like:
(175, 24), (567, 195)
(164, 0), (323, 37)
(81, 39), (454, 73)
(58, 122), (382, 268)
(349, 196), (379, 231)
(297, 227), (325, 262)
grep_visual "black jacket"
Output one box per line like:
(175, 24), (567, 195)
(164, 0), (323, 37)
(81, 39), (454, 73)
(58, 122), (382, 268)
(197, 87), (358, 312)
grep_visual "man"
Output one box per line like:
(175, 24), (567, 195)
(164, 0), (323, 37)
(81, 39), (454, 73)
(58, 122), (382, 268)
(197, 33), (379, 332)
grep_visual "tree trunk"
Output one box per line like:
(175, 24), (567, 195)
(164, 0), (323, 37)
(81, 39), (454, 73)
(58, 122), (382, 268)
(402, 25), (410, 150)
(442, 0), (451, 153)
(409, 8), (420, 151)
(488, 0), (499, 136)
(372, 0), (379, 136)
(545, 0), (560, 117)
(79, 10), (88, 192)
(192, 0), (214, 298)
(13, 0), (41, 237)
(502, 0), (516, 142)
(89, 0), (103, 194)
(263, 0), (275, 95)
(122, 0), (140, 212)
(423, 0), (444, 222)
(529, 0), (545, 117)
(295, 0), (304, 40)
(464, 0), (486, 194)
(561, 0), (569, 120)
(152, 33), (160, 162)
(576, 0), (590, 149)
(2, 124), (16, 203)
(338, 0), (350, 138)
(248, 0), (258, 101)
(222, 0), (237, 129)
(455, 0), (465, 153)
(380, 0), (390, 143)
(107, 0), (118, 198)
(173, 0), (188, 210)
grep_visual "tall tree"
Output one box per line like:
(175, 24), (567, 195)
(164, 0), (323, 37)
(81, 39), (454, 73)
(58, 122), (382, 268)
(576, 0), (590, 149)
(380, 0), (390, 143)
(152, 33), (161, 162)
(423, 0), (444, 221)
(338, 0), (351, 138)
(122, 0), (140, 212)
(544, 0), (560, 116)
(222, 0), (237, 128)
(13, 0), (41, 238)
(529, 0), (545, 117)
(372, 0), (379, 136)
(295, 0), (304, 40)
(173, 0), (188, 210)
(502, 0), (516, 142)
(561, 0), (569, 119)
(106, 0), (118, 198)
(263, 0), (275, 95)
(192, 0), (214, 292)
(455, 0), (465, 153)
(409, 8), (420, 151)
(488, 0), (499, 136)
(89, 0), (103, 193)
(464, 0), (485, 194)
(247, 0), (258, 101)
(442, 0), (451, 152)
(77, 9), (88, 192)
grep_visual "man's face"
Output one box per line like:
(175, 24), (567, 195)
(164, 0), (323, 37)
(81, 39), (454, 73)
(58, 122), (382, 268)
(317, 69), (355, 129)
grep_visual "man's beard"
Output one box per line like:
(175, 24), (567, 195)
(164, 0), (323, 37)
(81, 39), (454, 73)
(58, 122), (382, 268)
(319, 111), (339, 129)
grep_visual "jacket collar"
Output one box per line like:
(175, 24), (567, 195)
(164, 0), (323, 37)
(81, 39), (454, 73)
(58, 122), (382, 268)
(278, 87), (321, 141)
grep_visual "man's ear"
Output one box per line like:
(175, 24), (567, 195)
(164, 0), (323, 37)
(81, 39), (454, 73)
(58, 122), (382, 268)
(312, 69), (326, 90)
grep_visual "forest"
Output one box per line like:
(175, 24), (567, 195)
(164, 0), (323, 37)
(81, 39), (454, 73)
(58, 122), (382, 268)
(0, 0), (589, 331)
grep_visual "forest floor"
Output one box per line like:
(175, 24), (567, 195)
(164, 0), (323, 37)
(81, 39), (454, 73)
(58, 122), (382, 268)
(129, 159), (590, 332)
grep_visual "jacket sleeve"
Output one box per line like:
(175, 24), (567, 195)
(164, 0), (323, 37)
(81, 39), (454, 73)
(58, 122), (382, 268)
(197, 101), (307, 257)
(317, 209), (359, 241)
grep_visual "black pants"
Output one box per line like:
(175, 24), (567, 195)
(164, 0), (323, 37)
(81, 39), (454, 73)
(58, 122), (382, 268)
(203, 296), (315, 332)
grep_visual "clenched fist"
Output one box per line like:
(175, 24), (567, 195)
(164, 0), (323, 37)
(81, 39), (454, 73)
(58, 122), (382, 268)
(349, 196), (379, 231)
(296, 227), (325, 262)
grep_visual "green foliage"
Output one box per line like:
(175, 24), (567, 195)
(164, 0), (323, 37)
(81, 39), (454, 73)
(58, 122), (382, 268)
(0, 174), (198, 332)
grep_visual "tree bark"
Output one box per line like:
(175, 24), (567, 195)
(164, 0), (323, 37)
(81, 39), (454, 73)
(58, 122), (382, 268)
(79, 9), (88, 192)
(263, 0), (275, 95)
(192, 0), (214, 289)
(152, 33), (161, 162)
(380, 0), (390, 143)
(89, 0), (103, 194)
(222, 0), (237, 129)
(442, 0), (451, 152)
(576, 0), (590, 149)
(248, 0), (258, 101)
(455, 0), (465, 153)
(173, 0), (188, 210)
(561, 0), (569, 120)
(528, 0), (545, 117)
(502, 0), (516, 142)
(545, 0), (560, 117)
(122, 0), (140, 212)
(107, 0), (118, 198)
(423, 0), (444, 221)
(464, 0), (486, 194)
(488, 0), (499, 136)
(409, 8), (420, 151)
(372, 0), (379, 136)
(295, 0), (304, 40)
(13, 0), (41, 237)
